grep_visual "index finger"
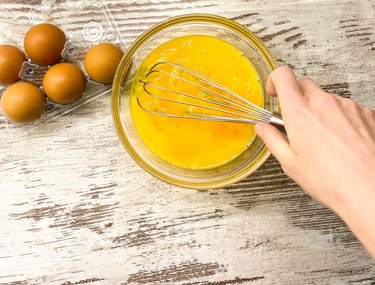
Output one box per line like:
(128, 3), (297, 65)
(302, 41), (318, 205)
(266, 66), (305, 112)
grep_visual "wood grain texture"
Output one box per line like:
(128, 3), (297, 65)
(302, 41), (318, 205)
(1, 0), (375, 284)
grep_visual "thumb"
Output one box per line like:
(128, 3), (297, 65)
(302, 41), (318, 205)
(255, 122), (293, 164)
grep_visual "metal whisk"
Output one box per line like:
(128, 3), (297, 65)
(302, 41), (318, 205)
(137, 62), (285, 133)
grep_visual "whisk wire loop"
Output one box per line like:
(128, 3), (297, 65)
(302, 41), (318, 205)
(150, 62), (271, 117)
(139, 78), (270, 122)
(136, 62), (284, 130)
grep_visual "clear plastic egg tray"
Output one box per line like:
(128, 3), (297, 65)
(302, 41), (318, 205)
(0, 0), (124, 145)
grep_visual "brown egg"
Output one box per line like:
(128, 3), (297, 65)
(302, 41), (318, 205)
(43, 63), (86, 104)
(0, 45), (26, 84)
(24, 23), (66, 65)
(84, 43), (123, 84)
(1, 82), (45, 124)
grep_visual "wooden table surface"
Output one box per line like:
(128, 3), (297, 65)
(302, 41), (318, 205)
(1, 0), (375, 284)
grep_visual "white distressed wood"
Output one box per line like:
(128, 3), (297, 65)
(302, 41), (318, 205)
(1, 0), (375, 284)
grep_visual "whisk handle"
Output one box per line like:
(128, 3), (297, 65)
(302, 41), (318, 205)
(269, 112), (286, 135)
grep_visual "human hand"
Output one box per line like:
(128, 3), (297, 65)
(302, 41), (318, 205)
(255, 66), (375, 257)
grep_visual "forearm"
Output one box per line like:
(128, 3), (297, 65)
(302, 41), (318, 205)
(334, 185), (375, 259)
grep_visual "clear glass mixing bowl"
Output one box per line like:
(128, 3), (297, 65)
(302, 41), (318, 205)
(112, 14), (278, 190)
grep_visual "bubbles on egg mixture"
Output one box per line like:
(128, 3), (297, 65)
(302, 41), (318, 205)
(199, 90), (208, 99)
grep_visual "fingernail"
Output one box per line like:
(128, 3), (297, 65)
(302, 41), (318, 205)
(255, 124), (262, 136)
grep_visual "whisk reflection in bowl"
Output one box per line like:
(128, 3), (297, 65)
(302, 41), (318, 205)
(137, 62), (285, 133)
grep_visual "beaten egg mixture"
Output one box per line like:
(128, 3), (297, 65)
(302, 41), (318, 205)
(131, 35), (263, 169)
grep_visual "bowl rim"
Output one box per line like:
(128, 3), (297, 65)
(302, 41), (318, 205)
(112, 13), (278, 190)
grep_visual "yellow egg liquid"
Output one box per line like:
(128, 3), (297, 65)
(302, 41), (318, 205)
(130, 35), (264, 169)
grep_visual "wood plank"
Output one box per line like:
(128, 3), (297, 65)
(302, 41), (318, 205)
(0, 0), (374, 284)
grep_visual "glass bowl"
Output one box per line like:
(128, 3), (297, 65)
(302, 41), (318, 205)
(112, 14), (278, 190)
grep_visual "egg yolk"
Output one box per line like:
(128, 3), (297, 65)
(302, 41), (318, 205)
(131, 35), (264, 169)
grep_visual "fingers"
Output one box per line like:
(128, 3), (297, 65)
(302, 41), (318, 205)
(267, 66), (302, 100)
(298, 77), (323, 95)
(268, 68), (323, 98)
(266, 66), (307, 118)
(266, 74), (278, 97)
(255, 122), (293, 164)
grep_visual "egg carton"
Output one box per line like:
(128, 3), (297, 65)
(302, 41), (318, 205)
(0, 0), (125, 145)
